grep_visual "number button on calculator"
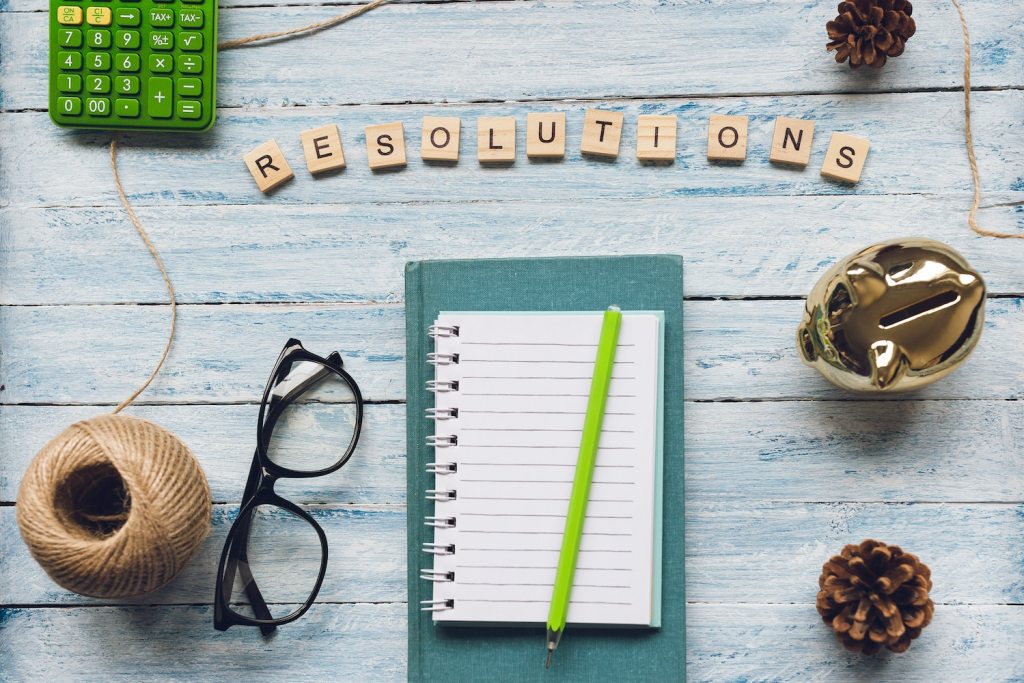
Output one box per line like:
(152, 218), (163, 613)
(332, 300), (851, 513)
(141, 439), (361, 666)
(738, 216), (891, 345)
(49, 0), (216, 131)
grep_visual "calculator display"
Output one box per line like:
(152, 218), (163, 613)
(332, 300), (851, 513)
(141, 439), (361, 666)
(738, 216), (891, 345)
(49, 0), (216, 131)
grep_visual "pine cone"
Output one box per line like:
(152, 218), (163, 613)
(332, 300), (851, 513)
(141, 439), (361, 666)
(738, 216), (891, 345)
(826, 0), (917, 69)
(816, 539), (934, 654)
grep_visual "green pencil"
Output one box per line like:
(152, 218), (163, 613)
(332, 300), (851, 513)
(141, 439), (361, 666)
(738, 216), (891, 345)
(545, 305), (623, 669)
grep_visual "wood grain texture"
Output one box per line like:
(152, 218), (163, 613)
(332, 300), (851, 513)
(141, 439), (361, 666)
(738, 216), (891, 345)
(5, 400), (1023, 505)
(4, 501), (1022, 605)
(2, 299), (1023, 405)
(3, 1), (1022, 105)
(3, 92), (1024, 210)
(3, 0), (1024, 678)
(4, 195), (1023, 306)
(1, 604), (1022, 681)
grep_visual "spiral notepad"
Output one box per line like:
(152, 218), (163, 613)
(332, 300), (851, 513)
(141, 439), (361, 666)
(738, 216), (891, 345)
(420, 311), (664, 627)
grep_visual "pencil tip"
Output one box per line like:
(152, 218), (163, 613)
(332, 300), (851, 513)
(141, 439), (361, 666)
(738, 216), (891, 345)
(545, 650), (552, 669)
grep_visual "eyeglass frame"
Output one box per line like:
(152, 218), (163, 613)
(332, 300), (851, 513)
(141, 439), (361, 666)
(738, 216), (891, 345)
(214, 338), (364, 634)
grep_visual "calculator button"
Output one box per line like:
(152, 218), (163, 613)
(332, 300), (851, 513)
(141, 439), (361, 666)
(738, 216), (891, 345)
(177, 100), (201, 120)
(115, 98), (140, 117)
(149, 31), (173, 50)
(86, 74), (110, 93)
(57, 97), (83, 115)
(178, 54), (202, 74)
(116, 52), (140, 72)
(59, 51), (83, 70)
(87, 29), (111, 48)
(58, 73), (83, 93)
(57, 6), (83, 24)
(179, 32), (203, 51)
(176, 77), (202, 97)
(178, 9), (203, 27)
(58, 28), (82, 47)
(149, 8), (173, 26)
(147, 77), (172, 118)
(116, 30), (140, 49)
(181, 0), (203, 4)
(115, 7), (140, 25)
(86, 6), (112, 25)
(87, 52), (111, 70)
(86, 97), (110, 116)
(148, 54), (173, 73)
(115, 75), (139, 94)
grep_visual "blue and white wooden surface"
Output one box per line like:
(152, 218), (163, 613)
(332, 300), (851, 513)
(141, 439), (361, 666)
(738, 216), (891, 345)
(2, 0), (1023, 680)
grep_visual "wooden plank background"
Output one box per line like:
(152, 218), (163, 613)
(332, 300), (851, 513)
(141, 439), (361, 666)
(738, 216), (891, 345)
(1, 0), (1022, 680)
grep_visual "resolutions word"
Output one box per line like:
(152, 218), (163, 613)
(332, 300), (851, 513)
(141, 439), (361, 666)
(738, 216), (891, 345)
(242, 108), (870, 193)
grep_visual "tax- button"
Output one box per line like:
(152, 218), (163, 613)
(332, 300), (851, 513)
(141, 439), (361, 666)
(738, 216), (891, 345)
(147, 77), (172, 118)
(176, 77), (202, 97)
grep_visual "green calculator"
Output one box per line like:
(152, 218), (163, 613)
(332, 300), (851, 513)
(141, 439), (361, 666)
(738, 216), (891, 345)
(50, 0), (216, 131)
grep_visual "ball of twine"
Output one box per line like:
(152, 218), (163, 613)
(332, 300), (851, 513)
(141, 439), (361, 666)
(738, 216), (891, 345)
(16, 414), (211, 598)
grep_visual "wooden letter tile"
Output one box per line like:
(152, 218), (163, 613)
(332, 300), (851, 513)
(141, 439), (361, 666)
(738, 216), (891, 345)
(243, 139), (294, 193)
(821, 132), (870, 183)
(421, 116), (461, 162)
(769, 116), (815, 167)
(636, 115), (677, 162)
(477, 116), (516, 163)
(300, 124), (346, 174)
(365, 122), (407, 170)
(526, 112), (566, 159)
(581, 109), (623, 158)
(707, 114), (748, 161)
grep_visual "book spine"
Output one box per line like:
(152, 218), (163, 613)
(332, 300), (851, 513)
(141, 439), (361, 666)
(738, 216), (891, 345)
(419, 322), (461, 613)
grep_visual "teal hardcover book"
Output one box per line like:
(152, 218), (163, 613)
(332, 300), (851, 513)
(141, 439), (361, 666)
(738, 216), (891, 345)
(406, 255), (684, 682)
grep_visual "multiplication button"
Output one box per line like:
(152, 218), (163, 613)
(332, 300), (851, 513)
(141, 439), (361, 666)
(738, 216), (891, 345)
(147, 76), (173, 118)
(148, 54), (173, 73)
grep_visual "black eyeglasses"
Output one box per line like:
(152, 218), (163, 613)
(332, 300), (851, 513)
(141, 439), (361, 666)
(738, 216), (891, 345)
(214, 338), (363, 634)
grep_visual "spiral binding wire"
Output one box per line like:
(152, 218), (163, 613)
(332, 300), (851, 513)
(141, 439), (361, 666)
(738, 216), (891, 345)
(426, 379), (459, 393)
(426, 407), (458, 420)
(420, 569), (455, 583)
(421, 598), (455, 612)
(422, 542), (455, 555)
(423, 321), (462, 610)
(427, 324), (459, 338)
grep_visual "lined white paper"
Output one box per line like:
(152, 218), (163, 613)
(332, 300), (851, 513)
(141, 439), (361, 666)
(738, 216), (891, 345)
(428, 312), (660, 626)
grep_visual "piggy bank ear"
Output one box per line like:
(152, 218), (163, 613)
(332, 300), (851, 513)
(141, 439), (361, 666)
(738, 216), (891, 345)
(797, 324), (817, 362)
(868, 340), (909, 390)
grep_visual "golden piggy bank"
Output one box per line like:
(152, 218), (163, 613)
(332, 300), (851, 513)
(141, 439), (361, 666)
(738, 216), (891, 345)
(797, 238), (985, 392)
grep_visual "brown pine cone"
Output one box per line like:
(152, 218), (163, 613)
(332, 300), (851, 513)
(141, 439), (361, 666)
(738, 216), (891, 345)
(816, 539), (934, 654)
(826, 0), (917, 69)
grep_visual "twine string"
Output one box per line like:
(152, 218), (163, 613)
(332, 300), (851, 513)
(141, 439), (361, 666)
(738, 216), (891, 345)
(951, 0), (1021, 239)
(110, 139), (178, 413)
(218, 0), (390, 50)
